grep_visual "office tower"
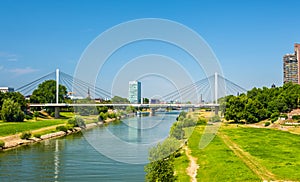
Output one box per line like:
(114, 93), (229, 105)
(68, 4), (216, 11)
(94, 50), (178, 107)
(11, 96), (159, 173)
(128, 81), (141, 104)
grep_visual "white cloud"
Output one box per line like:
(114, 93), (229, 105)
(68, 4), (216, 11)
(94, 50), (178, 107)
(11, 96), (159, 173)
(8, 67), (38, 75)
(0, 51), (19, 62)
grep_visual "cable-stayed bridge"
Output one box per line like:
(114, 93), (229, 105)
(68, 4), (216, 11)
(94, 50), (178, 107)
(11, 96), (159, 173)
(16, 69), (247, 117)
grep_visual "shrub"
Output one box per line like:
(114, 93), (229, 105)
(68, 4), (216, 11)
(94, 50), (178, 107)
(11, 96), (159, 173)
(68, 116), (86, 128)
(279, 114), (288, 119)
(20, 132), (32, 140)
(265, 122), (271, 127)
(0, 140), (5, 148)
(270, 112), (279, 122)
(33, 133), (41, 138)
(25, 115), (33, 120)
(56, 126), (68, 133)
(209, 115), (221, 122)
(66, 124), (74, 131)
(108, 112), (117, 119)
(99, 112), (108, 121)
(292, 115), (300, 120)
(182, 118), (196, 127)
(33, 111), (39, 120)
(1, 98), (24, 122)
(197, 117), (207, 125)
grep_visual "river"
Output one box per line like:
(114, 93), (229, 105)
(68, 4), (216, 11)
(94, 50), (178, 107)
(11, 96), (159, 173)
(0, 112), (179, 181)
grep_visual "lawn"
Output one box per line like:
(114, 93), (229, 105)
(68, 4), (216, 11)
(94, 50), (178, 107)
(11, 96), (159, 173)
(186, 126), (260, 181)
(222, 126), (300, 181)
(0, 119), (67, 137)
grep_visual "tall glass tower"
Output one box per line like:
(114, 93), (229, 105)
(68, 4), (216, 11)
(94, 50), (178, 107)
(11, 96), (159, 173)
(128, 81), (141, 104)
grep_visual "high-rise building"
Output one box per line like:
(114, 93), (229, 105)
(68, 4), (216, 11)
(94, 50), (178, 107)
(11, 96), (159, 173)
(128, 81), (141, 104)
(283, 43), (300, 84)
(283, 54), (298, 83)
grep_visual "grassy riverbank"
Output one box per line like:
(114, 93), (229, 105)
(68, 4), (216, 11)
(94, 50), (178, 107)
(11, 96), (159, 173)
(0, 112), (75, 137)
(221, 125), (300, 181)
(175, 123), (300, 181)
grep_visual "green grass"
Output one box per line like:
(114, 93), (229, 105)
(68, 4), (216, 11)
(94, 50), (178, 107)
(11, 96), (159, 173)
(0, 119), (66, 136)
(60, 112), (75, 119)
(187, 126), (260, 181)
(174, 150), (190, 181)
(222, 126), (300, 181)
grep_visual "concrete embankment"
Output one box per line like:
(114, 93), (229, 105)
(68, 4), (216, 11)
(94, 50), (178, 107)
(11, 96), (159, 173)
(0, 120), (108, 151)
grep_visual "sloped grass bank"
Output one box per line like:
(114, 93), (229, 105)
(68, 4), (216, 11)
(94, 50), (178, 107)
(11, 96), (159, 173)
(222, 126), (300, 181)
(185, 126), (260, 181)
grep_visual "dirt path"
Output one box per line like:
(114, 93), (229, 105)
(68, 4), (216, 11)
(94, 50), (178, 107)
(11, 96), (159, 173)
(218, 132), (277, 181)
(184, 146), (199, 182)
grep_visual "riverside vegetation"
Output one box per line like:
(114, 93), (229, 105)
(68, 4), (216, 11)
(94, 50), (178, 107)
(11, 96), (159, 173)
(146, 109), (300, 181)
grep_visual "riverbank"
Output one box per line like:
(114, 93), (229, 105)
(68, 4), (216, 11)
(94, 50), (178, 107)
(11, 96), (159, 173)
(0, 117), (120, 151)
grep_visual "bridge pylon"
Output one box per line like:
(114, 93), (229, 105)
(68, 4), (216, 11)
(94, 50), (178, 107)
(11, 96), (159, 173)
(55, 69), (60, 118)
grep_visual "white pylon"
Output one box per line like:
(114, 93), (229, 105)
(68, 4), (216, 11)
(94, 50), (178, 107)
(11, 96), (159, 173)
(215, 72), (218, 104)
(56, 69), (59, 104)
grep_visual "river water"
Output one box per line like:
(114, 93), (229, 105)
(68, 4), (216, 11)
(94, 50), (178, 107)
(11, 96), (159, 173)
(0, 113), (178, 181)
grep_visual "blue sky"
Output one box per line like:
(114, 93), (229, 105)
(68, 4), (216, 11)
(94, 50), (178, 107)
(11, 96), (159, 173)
(0, 0), (300, 98)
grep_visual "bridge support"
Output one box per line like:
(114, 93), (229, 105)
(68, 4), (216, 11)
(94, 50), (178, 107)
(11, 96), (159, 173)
(214, 105), (219, 115)
(55, 106), (60, 118)
(150, 108), (155, 116)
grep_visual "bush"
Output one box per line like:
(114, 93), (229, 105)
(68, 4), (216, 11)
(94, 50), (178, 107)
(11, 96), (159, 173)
(108, 112), (117, 119)
(1, 98), (24, 122)
(265, 122), (271, 127)
(197, 117), (207, 125)
(182, 118), (196, 127)
(20, 132), (32, 140)
(292, 115), (300, 120)
(0, 140), (5, 148)
(33, 133), (41, 138)
(98, 112), (108, 121)
(68, 116), (86, 128)
(33, 111), (39, 120)
(209, 115), (221, 122)
(56, 126), (68, 133)
(25, 115), (33, 120)
(270, 112), (279, 121)
(279, 114), (288, 119)
(66, 124), (75, 131)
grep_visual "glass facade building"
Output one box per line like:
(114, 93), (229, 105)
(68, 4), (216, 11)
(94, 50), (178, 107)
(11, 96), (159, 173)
(128, 81), (141, 104)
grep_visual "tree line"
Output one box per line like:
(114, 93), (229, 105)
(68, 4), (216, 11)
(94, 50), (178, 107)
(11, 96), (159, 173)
(222, 83), (300, 123)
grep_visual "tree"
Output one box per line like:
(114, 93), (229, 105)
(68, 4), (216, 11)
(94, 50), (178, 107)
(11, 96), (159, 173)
(223, 82), (300, 123)
(30, 80), (67, 104)
(1, 98), (24, 122)
(125, 106), (136, 113)
(143, 98), (149, 104)
(0, 91), (26, 111)
(111, 96), (129, 103)
(30, 80), (67, 113)
(145, 137), (180, 182)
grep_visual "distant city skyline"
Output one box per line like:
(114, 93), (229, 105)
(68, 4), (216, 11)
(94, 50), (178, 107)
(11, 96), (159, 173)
(1, 0), (300, 98)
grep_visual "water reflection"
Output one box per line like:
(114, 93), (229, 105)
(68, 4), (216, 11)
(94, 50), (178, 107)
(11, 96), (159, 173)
(0, 113), (179, 181)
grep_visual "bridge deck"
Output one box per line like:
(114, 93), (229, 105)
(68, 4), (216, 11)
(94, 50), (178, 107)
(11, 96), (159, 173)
(28, 103), (220, 108)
